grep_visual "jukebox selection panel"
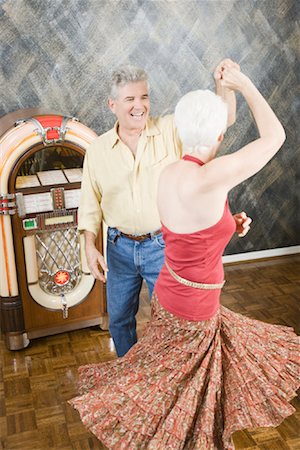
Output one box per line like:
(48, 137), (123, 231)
(16, 169), (82, 230)
(15, 145), (84, 228)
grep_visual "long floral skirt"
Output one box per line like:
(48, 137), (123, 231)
(69, 293), (300, 450)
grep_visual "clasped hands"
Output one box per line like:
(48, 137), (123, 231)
(214, 58), (240, 84)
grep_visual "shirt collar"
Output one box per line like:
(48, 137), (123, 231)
(111, 122), (120, 149)
(111, 117), (160, 149)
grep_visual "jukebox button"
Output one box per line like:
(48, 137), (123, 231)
(23, 217), (38, 230)
(51, 187), (65, 210)
(54, 270), (70, 286)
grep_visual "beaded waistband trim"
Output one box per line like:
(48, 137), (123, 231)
(165, 261), (225, 290)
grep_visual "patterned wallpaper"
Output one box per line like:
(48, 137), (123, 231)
(1, 0), (299, 254)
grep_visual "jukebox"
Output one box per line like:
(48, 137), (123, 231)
(0, 109), (107, 350)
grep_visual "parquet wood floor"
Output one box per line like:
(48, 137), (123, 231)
(1, 255), (299, 450)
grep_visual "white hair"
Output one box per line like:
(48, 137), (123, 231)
(109, 64), (149, 99)
(174, 89), (228, 153)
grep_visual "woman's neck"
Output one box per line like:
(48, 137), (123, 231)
(182, 142), (221, 163)
(183, 150), (212, 164)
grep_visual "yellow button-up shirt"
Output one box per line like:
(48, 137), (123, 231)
(78, 114), (182, 236)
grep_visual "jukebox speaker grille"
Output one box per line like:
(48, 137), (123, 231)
(35, 227), (81, 295)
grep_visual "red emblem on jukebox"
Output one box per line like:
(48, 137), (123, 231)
(54, 270), (70, 286)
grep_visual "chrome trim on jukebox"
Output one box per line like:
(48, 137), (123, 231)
(24, 116), (79, 146)
(15, 192), (26, 217)
(61, 293), (68, 319)
(35, 227), (81, 295)
(5, 332), (30, 351)
(0, 193), (16, 215)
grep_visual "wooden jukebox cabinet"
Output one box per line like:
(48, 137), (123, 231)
(0, 111), (106, 350)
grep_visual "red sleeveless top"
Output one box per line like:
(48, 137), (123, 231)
(155, 155), (236, 321)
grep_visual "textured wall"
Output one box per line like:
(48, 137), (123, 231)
(1, 0), (299, 254)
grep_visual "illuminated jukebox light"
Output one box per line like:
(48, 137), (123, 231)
(0, 111), (106, 350)
(54, 270), (70, 286)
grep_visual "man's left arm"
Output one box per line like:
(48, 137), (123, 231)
(214, 58), (240, 127)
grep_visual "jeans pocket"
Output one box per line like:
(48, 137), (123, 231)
(107, 227), (120, 245)
(154, 233), (165, 248)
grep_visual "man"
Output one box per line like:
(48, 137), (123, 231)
(78, 60), (251, 357)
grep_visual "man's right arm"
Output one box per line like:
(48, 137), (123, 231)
(78, 148), (102, 237)
(84, 230), (108, 282)
(78, 144), (108, 281)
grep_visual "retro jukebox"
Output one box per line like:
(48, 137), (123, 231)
(0, 109), (107, 350)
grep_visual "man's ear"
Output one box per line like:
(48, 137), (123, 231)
(218, 133), (224, 142)
(107, 98), (115, 113)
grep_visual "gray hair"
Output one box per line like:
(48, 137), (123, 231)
(109, 64), (149, 99)
(175, 89), (228, 153)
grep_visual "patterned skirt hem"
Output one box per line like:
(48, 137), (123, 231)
(69, 293), (300, 450)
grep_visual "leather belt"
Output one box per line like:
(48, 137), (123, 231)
(120, 229), (161, 242)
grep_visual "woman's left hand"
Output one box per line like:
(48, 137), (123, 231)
(233, 211), (252, 237)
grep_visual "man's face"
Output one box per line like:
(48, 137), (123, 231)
(108, 81), (150, 131)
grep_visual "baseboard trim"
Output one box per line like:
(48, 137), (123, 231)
(222, 245), (300, 264)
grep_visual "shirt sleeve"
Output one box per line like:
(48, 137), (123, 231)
(78, 143), (102, 237)
(172, 115), (183, 158)
(162, 114), (183, 158)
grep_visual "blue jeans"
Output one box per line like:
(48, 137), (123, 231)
(106, 227), (165, 357)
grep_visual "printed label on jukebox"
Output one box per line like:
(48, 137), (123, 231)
(37, 170), (68, 186)
(16, 175), (41, 189)
(23, 193), (53, 214)
(63, 168), (83, 183)
(64, 189), (81, 209)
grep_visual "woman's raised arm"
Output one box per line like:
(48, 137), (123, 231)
(206, 68), (286, 191)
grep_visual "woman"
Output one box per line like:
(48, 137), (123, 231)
(69, 67), (299, 449)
